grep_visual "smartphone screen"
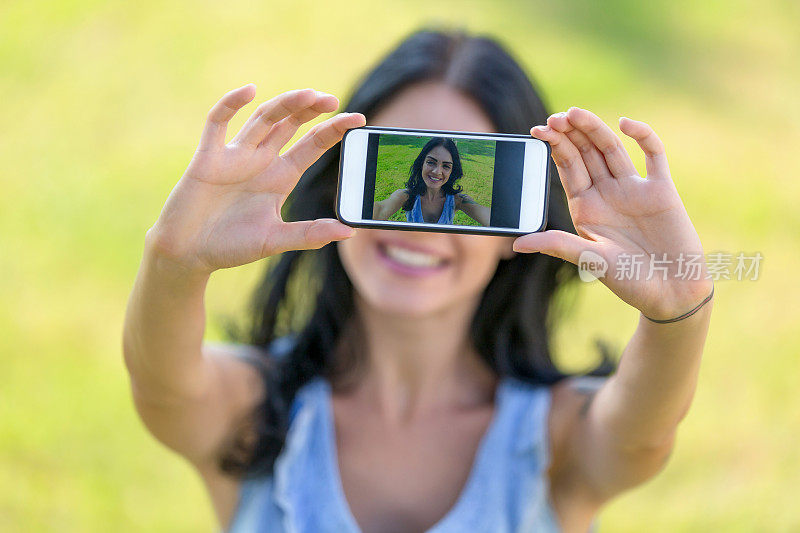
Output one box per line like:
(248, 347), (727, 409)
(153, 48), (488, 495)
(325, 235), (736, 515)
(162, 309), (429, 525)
(337, 127), (550, 235)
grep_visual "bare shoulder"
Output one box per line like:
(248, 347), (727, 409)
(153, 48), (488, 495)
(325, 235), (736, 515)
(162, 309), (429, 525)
(549, 375), (606, 454)
(546, 376), (609, 530)
(193, 342), (271, 530)
(455, 192), (475, 202)
(548, 375), (607, 466)
(202, 341), (269, 421)
(550, 375), (606, 417)
(390, 188), (410, 201)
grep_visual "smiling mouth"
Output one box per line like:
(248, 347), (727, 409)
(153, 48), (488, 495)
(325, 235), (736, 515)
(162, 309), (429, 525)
(425, 174), (444, 183)
(379, 243), (446, 268)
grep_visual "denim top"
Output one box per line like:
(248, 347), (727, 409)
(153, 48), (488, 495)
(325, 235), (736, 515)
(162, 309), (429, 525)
(405, 193), (455, 224)
(225, 373), (578, 532)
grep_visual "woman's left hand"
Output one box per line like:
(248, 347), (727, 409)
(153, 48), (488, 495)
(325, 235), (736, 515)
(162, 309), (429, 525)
(513, 108), (712, 321)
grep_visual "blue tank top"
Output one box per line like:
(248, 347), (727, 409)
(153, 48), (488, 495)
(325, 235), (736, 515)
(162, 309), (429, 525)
(405, 193), (455, 224)
(226, 375), (576, 532)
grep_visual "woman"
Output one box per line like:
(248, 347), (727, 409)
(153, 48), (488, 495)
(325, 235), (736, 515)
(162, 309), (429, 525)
(372, 137), (491, 226)
(123, 30), (714, 532)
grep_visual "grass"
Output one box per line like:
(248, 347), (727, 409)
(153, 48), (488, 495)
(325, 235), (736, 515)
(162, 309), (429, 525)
(1, 0), (798, 531)
(373, 135), (495, 226)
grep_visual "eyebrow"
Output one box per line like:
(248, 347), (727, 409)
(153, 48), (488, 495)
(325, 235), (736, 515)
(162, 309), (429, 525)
(425, 156), (452, 165)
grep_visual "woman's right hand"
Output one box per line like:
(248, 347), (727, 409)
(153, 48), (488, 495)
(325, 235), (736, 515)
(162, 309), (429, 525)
(146, 84), (366, 274)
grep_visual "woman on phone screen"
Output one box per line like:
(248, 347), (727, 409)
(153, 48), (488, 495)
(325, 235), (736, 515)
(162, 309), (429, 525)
(372, 137), (491, 226)
(124, 29), (714, 533)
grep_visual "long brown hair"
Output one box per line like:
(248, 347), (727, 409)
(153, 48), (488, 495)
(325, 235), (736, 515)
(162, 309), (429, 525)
(221, 28), (616, 478)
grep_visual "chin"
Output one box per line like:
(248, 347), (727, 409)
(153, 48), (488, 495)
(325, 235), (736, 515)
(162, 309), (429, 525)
(355, 284), (459, 318)
(337, 230), (487, 319)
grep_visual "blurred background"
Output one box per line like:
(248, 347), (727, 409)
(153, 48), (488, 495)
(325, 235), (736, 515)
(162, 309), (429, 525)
(1, 0), (798, 531)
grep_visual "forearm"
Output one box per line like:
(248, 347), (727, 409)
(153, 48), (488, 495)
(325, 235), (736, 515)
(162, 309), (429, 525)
(461, 203), (490, 226)
(374, 192), (405, 221)
(475, 205), (490, 226)
(593, 297), (713, 451)
(122, 231), (212, 401)
(372, 202), (388, 221)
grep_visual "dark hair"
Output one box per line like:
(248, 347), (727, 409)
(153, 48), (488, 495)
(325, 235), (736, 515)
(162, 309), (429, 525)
(220, 28), (617, 478)
(402, 137), (463, 212)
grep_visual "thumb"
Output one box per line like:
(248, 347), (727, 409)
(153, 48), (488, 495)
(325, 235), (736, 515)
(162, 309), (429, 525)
(268, 219), (356, 255)
(512, 230), (600, 265)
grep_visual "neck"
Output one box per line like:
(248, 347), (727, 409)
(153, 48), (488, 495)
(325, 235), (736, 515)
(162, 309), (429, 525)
(424, 186), (444, 202)
(346, 293), (497, 423)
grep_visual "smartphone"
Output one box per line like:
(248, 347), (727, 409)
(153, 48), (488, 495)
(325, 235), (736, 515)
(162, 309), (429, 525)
(336, 126), (550, 236)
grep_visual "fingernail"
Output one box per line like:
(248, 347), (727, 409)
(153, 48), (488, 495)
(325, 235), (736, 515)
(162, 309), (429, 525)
(549, 112), (566, 119)
(534, 125), (551, 132)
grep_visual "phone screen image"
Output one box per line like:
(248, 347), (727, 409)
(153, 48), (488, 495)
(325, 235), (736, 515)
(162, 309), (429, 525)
(338, 127), (549, 235)
(361, 133), (528, 229)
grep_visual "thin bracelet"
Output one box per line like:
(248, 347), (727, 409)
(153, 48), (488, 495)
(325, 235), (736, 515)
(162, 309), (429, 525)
(642, 284), (715, 324)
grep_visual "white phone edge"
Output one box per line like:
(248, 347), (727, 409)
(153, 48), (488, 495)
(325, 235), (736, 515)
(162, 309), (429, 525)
(337, 127), (549, 236)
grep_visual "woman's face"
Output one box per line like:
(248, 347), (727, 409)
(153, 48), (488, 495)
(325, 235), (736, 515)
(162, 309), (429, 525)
(421, 144), (453, 191)
(337, 82), (516, 318)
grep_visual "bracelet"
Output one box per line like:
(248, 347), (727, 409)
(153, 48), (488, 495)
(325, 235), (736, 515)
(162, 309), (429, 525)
(642, 285), (714, 324)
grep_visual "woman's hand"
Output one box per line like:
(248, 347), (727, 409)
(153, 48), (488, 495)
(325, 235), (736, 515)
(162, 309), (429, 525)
(513, 108), (712, 321)
(146, 84), (365, 275)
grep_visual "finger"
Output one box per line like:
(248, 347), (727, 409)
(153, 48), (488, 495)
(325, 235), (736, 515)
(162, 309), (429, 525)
(619, 117), (670, 179)
(267, 219), (355, 255)
(566, 107), (639, 179)
(282, 112), (366, 174)
(512, 229), (602, 265)
(235, 89), (338, 148)
(233, 89), (339, 149)
(231, 88), (316, 147)
(199, 84), (257, 151)
(258, 104), (329, 155)
(547, 112), (614, 182)
(531, 125), (592, 197)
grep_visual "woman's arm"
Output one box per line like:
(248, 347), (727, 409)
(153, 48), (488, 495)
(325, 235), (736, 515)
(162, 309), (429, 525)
(598, 296), (711, 451)
(549, 296), (712, 510)
(515, 108), (714, 503)
(123, 86), (365, 467)
(123, 239), (266, 464)
(455, 192), (490, 226)
(373, 188), (409, 220)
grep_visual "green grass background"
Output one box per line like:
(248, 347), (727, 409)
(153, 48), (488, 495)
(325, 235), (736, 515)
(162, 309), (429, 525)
(1, 0), (799, 531)
(373, 135), (495, 226)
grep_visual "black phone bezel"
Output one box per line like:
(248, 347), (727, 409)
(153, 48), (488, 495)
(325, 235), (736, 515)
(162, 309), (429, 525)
(335, 126), (551, 237)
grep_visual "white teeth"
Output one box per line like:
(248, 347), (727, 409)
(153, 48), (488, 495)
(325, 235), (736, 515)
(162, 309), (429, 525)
(384, 245), (444, 268)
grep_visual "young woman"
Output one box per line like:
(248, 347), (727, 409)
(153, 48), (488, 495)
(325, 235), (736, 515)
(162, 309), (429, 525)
(372, 137), (490, 226)
(123, 30), (713, 532)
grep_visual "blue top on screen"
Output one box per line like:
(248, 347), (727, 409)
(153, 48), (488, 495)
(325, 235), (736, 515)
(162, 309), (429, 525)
(405, 193), (455, 224)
